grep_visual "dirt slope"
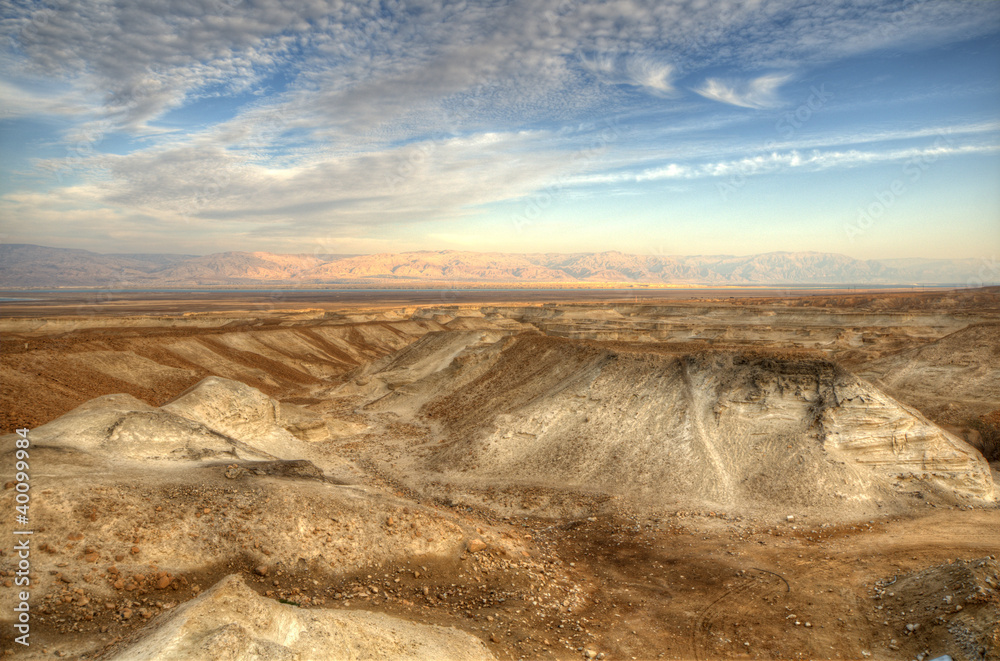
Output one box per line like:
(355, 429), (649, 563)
(0, 319), (451, 434)
(364, 335), (994, 520)
(860, 323), (1000, 424)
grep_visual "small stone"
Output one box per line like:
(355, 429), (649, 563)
(906, 623), (919, 632)
(584, 650), (597, 659)
(130, 546), (140, 555)
(122, 608), (133, 620)
(468, 539), (487, 553)
(156, 575), (171, 589)
(254, 565), (270, 577)
(84, 553), (99, 563)
(786, 515), (795, 522)
(955, 605), (963, 611)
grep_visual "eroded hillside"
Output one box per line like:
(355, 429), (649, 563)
(1, 291), (998, 660)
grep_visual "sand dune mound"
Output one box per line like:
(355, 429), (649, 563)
(861, 323), (1000, 423)
(372, 335), (993, 518)
(108, 574), (494, 661)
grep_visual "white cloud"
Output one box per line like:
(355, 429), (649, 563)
(0, 80), (90, 119)
(570, 143), (1000, 185)
(7, 0), (994, 138)
(693, 73), (793, 109)
(625, 57), (676, 96)
(581, 52), (676, 96)
(2, 0), (999, 252)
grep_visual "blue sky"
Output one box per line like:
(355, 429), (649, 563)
(1, 0), (998, 259)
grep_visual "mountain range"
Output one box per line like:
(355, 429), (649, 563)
(0, 244), (993, 288)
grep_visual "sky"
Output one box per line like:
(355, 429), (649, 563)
(1, 0), (999, 260)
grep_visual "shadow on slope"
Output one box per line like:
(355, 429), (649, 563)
(368, 335), (995, 520)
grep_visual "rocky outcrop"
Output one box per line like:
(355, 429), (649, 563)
(821, 383), (994, 499)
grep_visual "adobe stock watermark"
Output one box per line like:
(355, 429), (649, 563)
(511, 117), (626, 234)
(844, 132), (955, 242)
(11, 428), (33, 647)
(717, 84), (833, 201)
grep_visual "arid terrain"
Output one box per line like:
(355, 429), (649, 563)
(2, 287), (998, 660)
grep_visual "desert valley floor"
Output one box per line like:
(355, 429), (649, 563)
(1, 287), (998, 660)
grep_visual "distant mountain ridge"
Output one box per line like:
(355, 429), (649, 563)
(0, 244), (992, 288)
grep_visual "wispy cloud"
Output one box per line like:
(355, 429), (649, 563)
(693, 73), (793, 109)
(581, 52), (676, 97)
(570, 143), (1000, 185)
(0, 80), (90, 119)
(1, 0), (999, 254)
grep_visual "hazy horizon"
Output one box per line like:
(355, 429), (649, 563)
(5, 241), (995, 263)
(2, 1), (999, 263)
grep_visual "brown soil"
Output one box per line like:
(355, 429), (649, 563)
(10, 505), (996, 660)
(2, 288), (998, 660)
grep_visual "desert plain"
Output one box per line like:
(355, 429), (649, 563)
(1, 286), (998, 660)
